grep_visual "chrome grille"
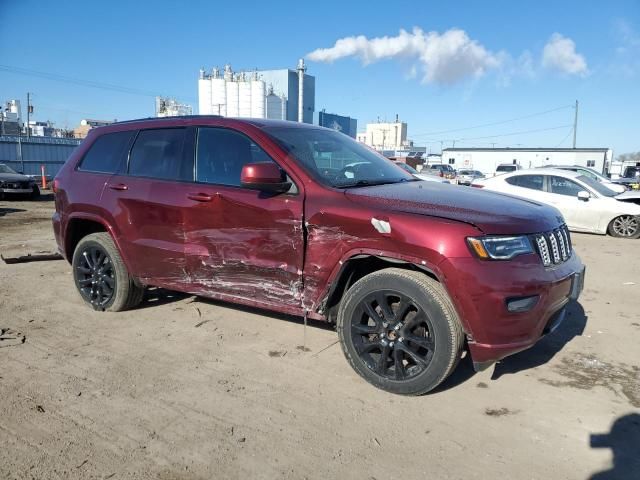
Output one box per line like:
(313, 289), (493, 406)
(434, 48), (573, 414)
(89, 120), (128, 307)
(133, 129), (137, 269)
(532, 226), (572, 267)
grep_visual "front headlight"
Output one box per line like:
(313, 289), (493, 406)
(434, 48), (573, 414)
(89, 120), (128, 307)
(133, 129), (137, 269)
(467, 235), (533, 260)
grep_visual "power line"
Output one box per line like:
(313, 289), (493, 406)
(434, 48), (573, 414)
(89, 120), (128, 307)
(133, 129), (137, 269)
(0, 64), (195, 102)
(454, 124), (574, 142)
(411, 104), (574, 138)
(555, 127), (575, 148)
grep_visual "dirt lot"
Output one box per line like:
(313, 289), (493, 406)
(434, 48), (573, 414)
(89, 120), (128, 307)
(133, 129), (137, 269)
(1, 195), (639, 480)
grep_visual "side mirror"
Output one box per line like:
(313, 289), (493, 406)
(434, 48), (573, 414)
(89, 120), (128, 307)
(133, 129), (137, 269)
(577, 190), (590, 201)
(240, 162), (291, 193)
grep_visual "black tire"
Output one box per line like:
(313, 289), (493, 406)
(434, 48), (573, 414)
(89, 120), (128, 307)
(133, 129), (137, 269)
(337, 268), (464, 395)
(72, 232), (144, 311)
(30, 185), (40, 200)
(607, 215), (640, 239)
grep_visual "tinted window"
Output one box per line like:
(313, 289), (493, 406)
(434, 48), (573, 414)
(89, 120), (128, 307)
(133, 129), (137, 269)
(549, 176), (583, 196)
(506, 174), (544, 190)
(78, 131), (133, 173)
(128, 129), (188, 181)
(497, 165), (517, 172)
(196, 128), (275, 186)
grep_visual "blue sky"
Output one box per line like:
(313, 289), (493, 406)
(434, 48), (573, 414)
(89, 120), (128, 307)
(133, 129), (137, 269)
(1, 0), (639, 154)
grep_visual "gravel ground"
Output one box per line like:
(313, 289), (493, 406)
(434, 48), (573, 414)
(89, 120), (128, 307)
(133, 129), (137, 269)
(1, 195), (639, 480)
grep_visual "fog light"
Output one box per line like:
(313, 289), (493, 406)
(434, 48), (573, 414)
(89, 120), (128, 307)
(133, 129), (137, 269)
(506, 295), (539, 313)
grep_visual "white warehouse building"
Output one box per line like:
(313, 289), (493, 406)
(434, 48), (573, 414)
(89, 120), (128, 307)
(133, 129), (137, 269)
(441, 147), (613, 176)
(357, 121), (408, 150)
(197, 60), (315, 123)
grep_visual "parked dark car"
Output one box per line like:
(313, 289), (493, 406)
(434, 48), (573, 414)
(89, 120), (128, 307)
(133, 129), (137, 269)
(424, 163), (456, 179)
(0, 164), (40, 199)
(52, 116), (585, 395)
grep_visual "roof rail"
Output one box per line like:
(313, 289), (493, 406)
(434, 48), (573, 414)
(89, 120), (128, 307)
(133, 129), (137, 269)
(112, 115), (222, 125)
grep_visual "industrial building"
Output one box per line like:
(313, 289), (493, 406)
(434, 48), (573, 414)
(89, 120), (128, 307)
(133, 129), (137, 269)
(316, 110), (357, 138)
(357, 119), (408, 150)
(198, 60), (315, 123)
(155, 97), (193, 117)
(441, 147), (613, 175)
(1, 100), (23, 135)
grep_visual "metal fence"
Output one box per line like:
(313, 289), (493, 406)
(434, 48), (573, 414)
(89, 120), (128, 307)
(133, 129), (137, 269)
(0, 135), (82, 177)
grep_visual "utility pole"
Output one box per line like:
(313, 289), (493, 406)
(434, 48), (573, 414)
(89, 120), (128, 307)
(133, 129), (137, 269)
(572, 99), (579, 148)
(26, 92), (32, 138)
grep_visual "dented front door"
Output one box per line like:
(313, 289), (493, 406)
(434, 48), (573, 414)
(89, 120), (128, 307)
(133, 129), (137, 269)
(182, 126), (304, 310)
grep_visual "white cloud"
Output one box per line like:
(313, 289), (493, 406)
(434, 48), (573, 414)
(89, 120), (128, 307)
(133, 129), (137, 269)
(542, 33), (588, 76)
(306, 27), (503, 85)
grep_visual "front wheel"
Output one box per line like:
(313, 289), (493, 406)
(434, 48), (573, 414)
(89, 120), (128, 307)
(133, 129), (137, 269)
(72, 232), (144, 311)
(608, 215), (640, 239)
(337, 268), (464, 395)
(30, 185), (40, 200)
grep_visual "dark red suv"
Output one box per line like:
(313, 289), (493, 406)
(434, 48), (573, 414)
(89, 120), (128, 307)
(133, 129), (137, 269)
(52, 116), (585, 395)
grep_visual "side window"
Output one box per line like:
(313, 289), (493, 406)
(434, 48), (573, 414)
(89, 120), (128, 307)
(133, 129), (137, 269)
(549, 176), (583, 196)
(506, 175), (543, 191)
(78, 131), (134, 173)
(128, 128), (188, 181)
(196, 128), (275, 186)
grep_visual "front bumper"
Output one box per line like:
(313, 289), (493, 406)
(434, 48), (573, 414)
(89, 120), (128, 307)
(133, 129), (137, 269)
(440, 252), (585, 367)
(1, 187), (33, 194)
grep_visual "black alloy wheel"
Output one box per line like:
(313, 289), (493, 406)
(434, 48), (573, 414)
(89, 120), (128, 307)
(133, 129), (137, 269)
(337, 268), (464, 395)
(351, 291), (435, 381)
(75, 245), (116, 308)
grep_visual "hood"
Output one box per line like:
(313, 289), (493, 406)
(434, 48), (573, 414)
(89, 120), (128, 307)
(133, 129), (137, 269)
(0, 172), (32, 182)
(344, 181), (564, 235)
(616, 190), (640, 201)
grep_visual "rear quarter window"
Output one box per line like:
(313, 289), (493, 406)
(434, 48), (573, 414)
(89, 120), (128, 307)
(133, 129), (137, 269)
(77, 131), (134, 173)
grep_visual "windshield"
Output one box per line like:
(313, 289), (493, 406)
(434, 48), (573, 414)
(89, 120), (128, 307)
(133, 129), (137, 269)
(577, 175), (617, 197)
(264, 127), (415, 188)
(396, 162), (419, 174)
(0, 164), (18, 174)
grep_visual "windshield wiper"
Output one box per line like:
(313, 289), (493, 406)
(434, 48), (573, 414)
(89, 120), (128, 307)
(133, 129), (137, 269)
(335, 178), (415, 189)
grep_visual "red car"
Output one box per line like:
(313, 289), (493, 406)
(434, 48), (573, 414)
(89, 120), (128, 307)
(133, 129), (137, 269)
(52, 117), (585, 395)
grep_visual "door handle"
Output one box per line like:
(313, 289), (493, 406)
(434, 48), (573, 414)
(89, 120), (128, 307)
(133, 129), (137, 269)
(187, 193), (213, 202)
(108, 183), (128, 191)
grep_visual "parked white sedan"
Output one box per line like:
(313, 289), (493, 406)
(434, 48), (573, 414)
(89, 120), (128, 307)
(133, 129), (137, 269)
(473, 168), (640, 239)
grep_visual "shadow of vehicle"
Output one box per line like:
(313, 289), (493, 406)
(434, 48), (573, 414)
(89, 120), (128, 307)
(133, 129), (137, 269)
(0, 207), (26, 217)
(432, 351), (477, 393)
(589, 413), (640, 479)
(31, 192), (55, 202)
(491, 300), (587, 380)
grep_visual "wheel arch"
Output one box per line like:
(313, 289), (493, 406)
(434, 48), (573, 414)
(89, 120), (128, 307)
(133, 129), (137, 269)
(318, 253), (443, 323)
(64, 214), (131, 270)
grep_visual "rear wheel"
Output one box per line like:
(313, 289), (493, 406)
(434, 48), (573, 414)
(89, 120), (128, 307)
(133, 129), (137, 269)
(608, 215), (640, 239)
(72, 232), (144, 311)
(337, 268), (464, 395)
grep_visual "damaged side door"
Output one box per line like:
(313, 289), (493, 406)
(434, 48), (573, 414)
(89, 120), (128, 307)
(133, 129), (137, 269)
(182, 126), (304, 310)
